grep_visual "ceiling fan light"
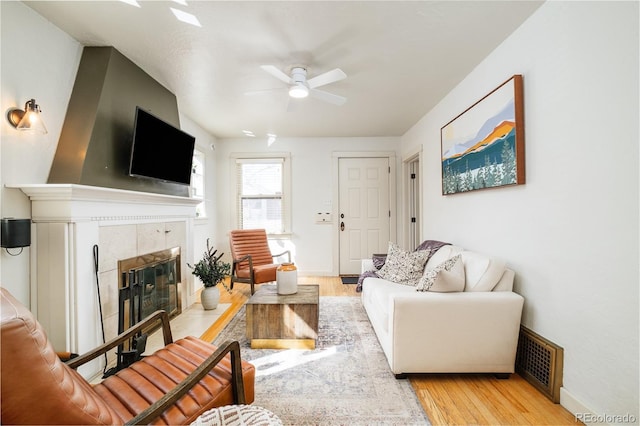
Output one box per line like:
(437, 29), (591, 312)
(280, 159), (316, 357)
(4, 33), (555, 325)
(288, 84), (309, 99)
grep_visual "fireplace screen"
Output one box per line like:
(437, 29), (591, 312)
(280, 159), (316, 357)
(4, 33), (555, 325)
(118, 247), (182, 335)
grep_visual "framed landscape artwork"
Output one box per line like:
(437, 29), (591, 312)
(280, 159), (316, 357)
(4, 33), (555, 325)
(441, 74), (525, 195)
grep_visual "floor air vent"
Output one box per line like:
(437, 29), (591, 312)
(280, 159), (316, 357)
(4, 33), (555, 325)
(516, 325), (564, 403)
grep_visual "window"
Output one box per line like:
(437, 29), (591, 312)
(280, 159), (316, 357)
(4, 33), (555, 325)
(191, 149), (205, 218)
(234, 155), (290, 234)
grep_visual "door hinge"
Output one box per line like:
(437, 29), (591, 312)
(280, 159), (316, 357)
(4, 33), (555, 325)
(389, 210), (391, 218)
(388, 166), (391, 173)
(410, 173), (416, 179)
(411, 217), (416, 223)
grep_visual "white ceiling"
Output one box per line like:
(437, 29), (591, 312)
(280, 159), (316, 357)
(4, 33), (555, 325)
(25, 1), (543, 140)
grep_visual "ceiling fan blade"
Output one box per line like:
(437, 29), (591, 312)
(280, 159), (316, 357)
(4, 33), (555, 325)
(309, 88), (347, 106)
(260, 65), (292, 84)
(286, 97), (302, 112)
(307, 68), (347, 89)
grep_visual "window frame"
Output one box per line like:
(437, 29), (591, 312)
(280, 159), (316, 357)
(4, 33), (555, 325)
(230, 152), (292, 236)
(191, 148), (206, 218)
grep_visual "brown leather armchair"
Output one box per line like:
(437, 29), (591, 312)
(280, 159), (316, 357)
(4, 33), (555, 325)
(229, 229), (291, 295)
(0, 287), (255, 425)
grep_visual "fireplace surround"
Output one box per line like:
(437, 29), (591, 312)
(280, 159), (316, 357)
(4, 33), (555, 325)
(13, 183), (201, 379)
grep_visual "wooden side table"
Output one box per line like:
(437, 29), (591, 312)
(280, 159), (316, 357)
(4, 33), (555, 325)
(245, 284), (319, 349)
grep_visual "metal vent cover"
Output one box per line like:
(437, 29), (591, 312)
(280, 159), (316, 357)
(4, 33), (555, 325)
(516, 325), (564, 403)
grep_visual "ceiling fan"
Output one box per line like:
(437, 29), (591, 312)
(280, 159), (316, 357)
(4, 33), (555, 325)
(247, 65), (347, 106)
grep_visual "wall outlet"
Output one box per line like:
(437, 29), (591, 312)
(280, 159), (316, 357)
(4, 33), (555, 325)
(315, 212), (332, 223)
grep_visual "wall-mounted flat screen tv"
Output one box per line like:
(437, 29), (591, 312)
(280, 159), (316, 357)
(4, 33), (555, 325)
(129, 107), (196, 185)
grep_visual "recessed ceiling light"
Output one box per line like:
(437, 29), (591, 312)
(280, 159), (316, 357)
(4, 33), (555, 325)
(119, 0), (141, 7)
(170, 7), (201, 27)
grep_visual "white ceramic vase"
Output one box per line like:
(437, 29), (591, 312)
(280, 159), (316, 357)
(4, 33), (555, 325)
(276, 263), (298, 295)
(201, 285), (220, 310)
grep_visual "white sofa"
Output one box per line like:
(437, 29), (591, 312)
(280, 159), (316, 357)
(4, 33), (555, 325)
(361, 244), (524, 378)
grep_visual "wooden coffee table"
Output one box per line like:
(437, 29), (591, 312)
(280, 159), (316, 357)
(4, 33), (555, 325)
(245, 284), (319, 349)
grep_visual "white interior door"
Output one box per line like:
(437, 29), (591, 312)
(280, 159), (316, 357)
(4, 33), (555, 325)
(338, 157), (390, 275)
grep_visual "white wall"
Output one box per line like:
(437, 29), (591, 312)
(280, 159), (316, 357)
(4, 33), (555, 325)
(402, 1), (638, 419)
(214, 136), (400, 275)
(0, 1), (82, 305)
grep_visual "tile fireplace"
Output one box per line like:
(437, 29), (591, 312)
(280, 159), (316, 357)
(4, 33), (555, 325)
(14, 184), (201, 379)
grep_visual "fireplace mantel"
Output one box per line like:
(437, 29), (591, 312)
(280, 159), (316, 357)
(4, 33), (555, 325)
(13, 184), (201, 222)
(13, 184), (199, 379)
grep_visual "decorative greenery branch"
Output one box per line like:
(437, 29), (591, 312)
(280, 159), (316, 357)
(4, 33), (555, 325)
(188, 238), (231, 292)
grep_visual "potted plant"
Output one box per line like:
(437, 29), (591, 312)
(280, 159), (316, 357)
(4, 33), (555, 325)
(188, 239), (231, 310)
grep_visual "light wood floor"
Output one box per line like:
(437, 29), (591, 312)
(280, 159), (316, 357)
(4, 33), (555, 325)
(200, 276), (578, 426)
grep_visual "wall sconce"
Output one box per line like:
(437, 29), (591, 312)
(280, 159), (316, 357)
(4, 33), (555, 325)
(1, 218), (31, 256)
(6, 99), (48, 134)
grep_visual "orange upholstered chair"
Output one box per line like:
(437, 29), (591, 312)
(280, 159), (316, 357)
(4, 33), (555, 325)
(229, 229), (291, 295)
(0, 287), (255, 425)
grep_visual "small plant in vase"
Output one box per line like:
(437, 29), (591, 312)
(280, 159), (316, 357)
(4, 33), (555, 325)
(188, 239), (231, 310)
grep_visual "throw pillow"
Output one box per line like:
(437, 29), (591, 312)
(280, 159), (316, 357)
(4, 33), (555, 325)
(416, 254), (465, 292)
(377, 242), (431, 286)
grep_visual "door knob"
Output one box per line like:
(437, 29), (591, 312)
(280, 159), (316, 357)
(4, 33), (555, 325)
(340, 222), (345, 231)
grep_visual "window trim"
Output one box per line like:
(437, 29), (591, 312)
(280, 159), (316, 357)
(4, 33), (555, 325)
(230, 152), (292, 236)
(191, 148), (206, 218)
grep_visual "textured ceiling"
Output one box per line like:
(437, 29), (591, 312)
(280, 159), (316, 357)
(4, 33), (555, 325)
(25, 1), (543, 139)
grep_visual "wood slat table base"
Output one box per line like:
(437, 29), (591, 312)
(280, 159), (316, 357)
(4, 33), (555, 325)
(245, 285), (319, 349)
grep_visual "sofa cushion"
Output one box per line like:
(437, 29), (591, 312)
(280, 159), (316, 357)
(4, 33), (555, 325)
(425, 245), (464, 269)
(461, 251), (507, 292)
(362, 277), (415, 333)
(416, 254), (465, 292)
(377, 242), (431, 286)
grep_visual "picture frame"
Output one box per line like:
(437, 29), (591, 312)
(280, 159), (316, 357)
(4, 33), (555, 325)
(441, 74), (525, 195)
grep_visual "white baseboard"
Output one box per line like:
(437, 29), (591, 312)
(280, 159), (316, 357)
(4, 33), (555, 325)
(561, 387), (590, 423)
(559, 387), (637, 425)
(298, 270), (335, 277)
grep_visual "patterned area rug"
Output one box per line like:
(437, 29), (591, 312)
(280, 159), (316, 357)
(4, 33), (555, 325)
(213, 296), (429, 425)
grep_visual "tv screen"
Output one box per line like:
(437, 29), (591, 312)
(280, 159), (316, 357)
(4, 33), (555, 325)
(129, 107), (196, 185)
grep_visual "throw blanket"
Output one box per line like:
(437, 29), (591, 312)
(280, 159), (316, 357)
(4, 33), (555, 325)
(356, 240), (450, 292)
